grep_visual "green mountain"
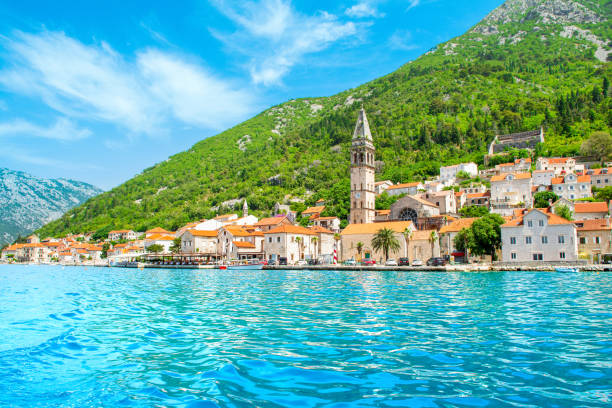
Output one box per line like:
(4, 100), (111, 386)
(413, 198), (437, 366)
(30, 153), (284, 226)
(37, 0), (611, 239)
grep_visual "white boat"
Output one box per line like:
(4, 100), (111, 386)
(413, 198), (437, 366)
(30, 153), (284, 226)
(555, 267), (579, 273)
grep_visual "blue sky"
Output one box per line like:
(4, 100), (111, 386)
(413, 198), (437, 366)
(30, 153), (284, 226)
(0, 0), (503, 189)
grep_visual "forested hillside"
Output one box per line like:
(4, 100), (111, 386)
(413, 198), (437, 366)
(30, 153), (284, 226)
(37, 0), (611, 238)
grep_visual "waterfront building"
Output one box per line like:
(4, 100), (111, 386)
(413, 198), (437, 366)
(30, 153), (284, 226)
(1, 243), (25, 261)
(181, 229), (218, 254)
(439, 217), (478, 260)
(573, 201), (610, 221)
(374, 180), (393, 195)
(501, 209), (577, 263)
(108, 230), (138, 242)
(439, 162), (478, 184)
(385, 182), (423, 197)
(587, 167), (612, 188)
(308, 225), (336, 262)
(490, 172), (532, 215)
(551, 173), (591, 200)
(144, 234), (175, 253)
(574, 219), (612, 263)
(349, 108), (376, 224)
(263, 225), (316, 264)
(217, 226), (260, 260)
(536, 157), (577, 176)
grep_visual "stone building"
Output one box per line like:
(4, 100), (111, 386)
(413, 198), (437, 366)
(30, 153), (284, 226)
(551, 173), (591, 200)
(574, 219), (612, 263)
(349, 108), (376, 224)
(389, 195), (440, 227)
(488, 128), (544, 155)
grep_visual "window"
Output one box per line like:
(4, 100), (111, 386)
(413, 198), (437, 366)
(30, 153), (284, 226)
(597, 180), (601, 184)
(539, 220), (544, 227)
(569, 185), (574, 191)
(511, 252), (517, 260)
(510, 237), (516, 245)
(533, 253), (543, 261)
(579, 237), (586, 244)
(542, 236), (548, 244)
(595, 237), (601, 244)
(526, 236), (532, 244)
(559, 235), (565, 244)
(527, 220), (533, 227)
(277, 237), (281, 243)
(559, 252), (566, 259)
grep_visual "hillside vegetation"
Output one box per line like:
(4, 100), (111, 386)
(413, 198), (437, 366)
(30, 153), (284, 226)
(37, 0), (611, 238)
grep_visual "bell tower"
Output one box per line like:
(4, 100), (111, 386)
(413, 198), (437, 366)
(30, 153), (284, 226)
(350, 108), (376, 224)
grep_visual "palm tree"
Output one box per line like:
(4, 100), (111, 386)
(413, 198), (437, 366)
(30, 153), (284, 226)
(429, 231), (439, 258)
(371, 228), (400, 261)
(311, 236), (319, 258)
(356, 241), (364, 261)
(402, 227), (413, 259)
(295, 236), (302, 260)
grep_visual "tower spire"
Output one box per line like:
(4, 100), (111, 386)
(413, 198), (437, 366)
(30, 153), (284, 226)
(243, 199), (248, 218)
(352, 107), (372, 141)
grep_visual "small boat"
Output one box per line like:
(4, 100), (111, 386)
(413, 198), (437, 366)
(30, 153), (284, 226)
(555, 267), (579, 273)
(228, 263), (263, 270)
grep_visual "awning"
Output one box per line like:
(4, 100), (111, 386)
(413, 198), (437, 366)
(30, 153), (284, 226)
(451, 252), (465, 257)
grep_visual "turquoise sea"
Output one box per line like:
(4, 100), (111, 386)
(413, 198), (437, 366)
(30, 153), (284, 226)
(0, 265), (611, 407)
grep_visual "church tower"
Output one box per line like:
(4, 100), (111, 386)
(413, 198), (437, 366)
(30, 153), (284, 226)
(242, 199), (249, 218)
(350, 108), (376, 224)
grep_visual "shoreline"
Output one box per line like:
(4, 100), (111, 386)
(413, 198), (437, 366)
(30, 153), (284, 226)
(2, 262), (611, 272)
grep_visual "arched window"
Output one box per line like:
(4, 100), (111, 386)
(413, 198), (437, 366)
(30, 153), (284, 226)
(360, 153), (364, 163)
(398, 207), (418, 225)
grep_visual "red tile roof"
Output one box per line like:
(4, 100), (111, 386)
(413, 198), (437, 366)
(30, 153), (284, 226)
(573, 219), (611, 231)
(187, 229), (218, 237)
(265, 225), (316, 235)
(490, 172), (531, 182)
(233, 241), (256, 248)
(387, 182), (421, 190)
(574, 202), (608, 213)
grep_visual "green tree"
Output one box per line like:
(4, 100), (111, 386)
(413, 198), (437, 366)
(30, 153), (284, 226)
(454, 227), (473, 257)
(580, 131), (612, 163)
(356, 241), (364, 260)
(101, 242), (110, 259)
(170, 237), (182, 253)
(459, 205), (489, 217)
(555, 204), (573, 221)
(429, 230), (438, 258)
(466, 213), (505, 260)
(147, 244), (164, 254)
(295, 236), (303, 260)
(595, 186), (612, 202)
(402, 227), (413, 258)
(533, 191), (559, 208)
(371, 228), (401, 261)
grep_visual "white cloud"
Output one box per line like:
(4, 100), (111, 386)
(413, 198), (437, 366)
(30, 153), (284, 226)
(345, 2), (384, 18)
(0, 118), (91, 141)
(211, 0), (358, 86)
(388, 30), (419, 51)
(407, 0), (421, 10)
(0, 30), (256, 135)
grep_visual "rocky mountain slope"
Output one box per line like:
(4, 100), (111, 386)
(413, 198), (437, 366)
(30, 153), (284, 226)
(37, 0), (611, 238)
(1, 168), (102, 244)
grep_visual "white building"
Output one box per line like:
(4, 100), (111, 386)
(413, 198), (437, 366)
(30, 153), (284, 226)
(374, 180), (394, 195)
(385, 182), (424, 197)
(495, 158), (531, 174)
(108, 230), (138, 241)
(536, 157), (577, 176)
(532, 169), (555, 186)
(439, 162), (478, 184)
(181, 229), (218, 254)
(418, 190), (457, 214)
(145, 234), (175, 253)
(263, 225), (316, 264)
(551, 173), (592, 200)
(501, 209), (578, 263)
(588, 167), (612, 188)
(573, 202), (609, 221)
(490, 172), (532, 214)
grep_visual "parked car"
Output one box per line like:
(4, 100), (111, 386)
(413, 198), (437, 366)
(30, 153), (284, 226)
(398, 257), (410, 266)
(411, 259), (423, 266)
(427, 257), (447, 266)
(343, 259), (357, 266)
(296, 260), (308, 266)
(361, 259), (376, 265)
(385, 259), (398, 266)
(307, 258), (319, 265)
(278, 257), (288, 266)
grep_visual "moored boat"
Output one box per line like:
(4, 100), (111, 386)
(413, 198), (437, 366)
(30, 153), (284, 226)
(555, 267), (579, 273)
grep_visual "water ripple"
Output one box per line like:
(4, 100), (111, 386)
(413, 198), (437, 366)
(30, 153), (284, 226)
(0, 266), (611, 407)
